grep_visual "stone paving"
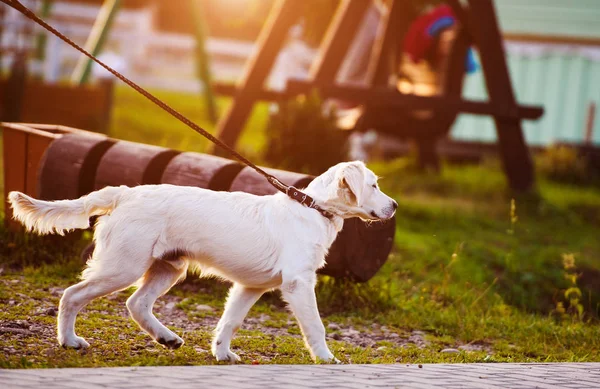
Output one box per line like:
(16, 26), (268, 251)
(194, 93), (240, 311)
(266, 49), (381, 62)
(1, 363), (599, 389)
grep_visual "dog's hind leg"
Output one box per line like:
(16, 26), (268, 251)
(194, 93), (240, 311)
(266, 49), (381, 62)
(126, 259), (188, 349)
(58, 256), (150, 349)
(212, 283), (265, 362)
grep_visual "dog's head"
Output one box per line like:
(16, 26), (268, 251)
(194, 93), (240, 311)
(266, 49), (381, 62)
(308, 161), (397, 221)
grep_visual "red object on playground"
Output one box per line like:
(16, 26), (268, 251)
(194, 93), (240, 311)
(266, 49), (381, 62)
(403, 5), (454, 63)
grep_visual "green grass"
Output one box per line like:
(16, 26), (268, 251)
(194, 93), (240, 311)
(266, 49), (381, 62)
(1, 159), (599, 367)
(1, 86), (600, 367)
(108, 86), (271, 161)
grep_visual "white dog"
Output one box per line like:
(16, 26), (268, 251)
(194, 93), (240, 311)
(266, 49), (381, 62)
(8, 161), (397, 363)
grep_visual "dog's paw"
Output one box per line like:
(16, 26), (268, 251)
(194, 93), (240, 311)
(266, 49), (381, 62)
(314, 350), (340, 364)
(59, 335), (90, 350)
(214, 348), (241, 363)
(157, 334), (184, 349)
(319, 356), (341, 364)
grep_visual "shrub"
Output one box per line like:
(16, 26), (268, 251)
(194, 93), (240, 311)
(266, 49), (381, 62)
(264, 91), (348, 175)
(537, 145), (590, 184)
(554, 253), (584, 321)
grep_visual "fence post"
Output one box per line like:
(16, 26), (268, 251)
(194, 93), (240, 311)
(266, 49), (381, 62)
(585, 102), (596, 145)
(191, 0), (218, 124)
(4, 52), (27, 122)
(33, 0), (52, 80)
(71, 0), (121, 85)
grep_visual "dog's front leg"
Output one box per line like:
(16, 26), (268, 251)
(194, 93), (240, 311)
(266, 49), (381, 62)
(212, 283), (265, 363)
(281, 273), (339, 363)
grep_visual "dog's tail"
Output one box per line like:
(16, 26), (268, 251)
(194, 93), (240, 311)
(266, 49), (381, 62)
(8, 186), (128, 235)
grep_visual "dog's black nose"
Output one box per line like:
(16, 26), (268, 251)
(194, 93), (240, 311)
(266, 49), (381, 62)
(392, 200), (398, 210)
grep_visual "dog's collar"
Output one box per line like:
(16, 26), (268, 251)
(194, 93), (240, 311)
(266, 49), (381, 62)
(286, 186), (334, 220)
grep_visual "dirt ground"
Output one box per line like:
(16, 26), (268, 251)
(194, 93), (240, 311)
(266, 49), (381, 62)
(0, 277), (490, 362)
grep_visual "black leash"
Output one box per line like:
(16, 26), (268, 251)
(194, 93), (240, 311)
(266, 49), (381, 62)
(2, 0), (333, 219)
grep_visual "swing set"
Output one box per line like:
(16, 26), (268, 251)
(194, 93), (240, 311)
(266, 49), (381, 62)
(212, 0), (544, 191)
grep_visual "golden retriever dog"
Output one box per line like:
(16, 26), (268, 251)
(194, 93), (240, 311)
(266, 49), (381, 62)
(8, 161), (397, 363)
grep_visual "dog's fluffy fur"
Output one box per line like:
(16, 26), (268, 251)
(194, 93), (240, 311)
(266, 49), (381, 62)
(8, 161), (396, 363)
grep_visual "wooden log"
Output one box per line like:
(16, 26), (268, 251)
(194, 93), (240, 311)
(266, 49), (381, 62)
(161, 152), (244, 191)
(94, 141), (180, 189)
(230, 166), (313, 196)
(38, 133), (116, 200)
(325, 217), (395, 282)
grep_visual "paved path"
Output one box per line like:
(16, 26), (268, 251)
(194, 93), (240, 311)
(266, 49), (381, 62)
(1, 363), (599, 389)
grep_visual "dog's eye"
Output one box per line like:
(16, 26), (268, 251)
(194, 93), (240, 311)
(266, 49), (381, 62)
(372, 184), (377, 189)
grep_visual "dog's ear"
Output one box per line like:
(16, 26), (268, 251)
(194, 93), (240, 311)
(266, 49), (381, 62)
(340, 163), (366, 206)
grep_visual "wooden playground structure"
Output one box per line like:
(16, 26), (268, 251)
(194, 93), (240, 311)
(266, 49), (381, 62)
(212, 0), (544, 191)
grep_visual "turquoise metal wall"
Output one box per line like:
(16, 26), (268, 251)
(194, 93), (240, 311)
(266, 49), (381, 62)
(451, 50), (600, 146)
(450, 0), (600, 146)
(494, 0), (600, 39)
